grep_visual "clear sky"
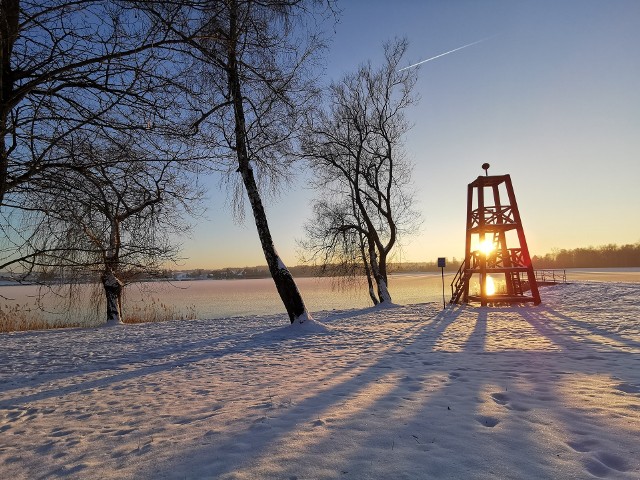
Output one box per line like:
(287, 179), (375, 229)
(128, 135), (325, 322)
(179, 0), (640, 270)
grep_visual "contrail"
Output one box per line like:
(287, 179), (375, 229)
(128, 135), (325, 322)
(399, 36), (496, 72)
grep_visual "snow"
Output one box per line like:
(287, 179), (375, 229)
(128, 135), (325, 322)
(291, 309), (316, 326)
(1, 282), (639, 479)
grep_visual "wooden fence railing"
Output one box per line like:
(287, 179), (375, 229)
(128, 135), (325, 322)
(535, 269), (566, 284)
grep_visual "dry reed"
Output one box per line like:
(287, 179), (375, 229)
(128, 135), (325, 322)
(0, 304), (85, 333)
(1, 299), (197, 332)
(123, 299), (197, 324)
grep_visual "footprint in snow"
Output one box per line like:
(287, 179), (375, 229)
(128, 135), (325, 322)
(594, 452), (629, 472)
(490, 392), (509, 405)
(567, 438), (598, 453)
(582, 453), (627, 478)
(475, 415), (500, 427)
(5, 409), (26, 420)
(35, 442), (56, 454)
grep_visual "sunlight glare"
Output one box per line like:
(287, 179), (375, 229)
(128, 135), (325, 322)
(479, 239), (495, 256)
(485, 276), (496, 296)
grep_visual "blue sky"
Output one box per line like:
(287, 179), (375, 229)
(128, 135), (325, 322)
(181, 0), (640, 269)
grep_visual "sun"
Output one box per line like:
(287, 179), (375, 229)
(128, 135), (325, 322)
(479, 238), (494, 256)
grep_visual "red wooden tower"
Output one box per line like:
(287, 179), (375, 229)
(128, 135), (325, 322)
(451, 164), (541, 306)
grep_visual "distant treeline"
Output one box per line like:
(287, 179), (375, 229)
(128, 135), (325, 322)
(203, 259), (462, 280)
(13, 243), (636, 284)
(532, 243), (640, 269)
(205, 244), (640, 279)
(153, 244), (640, 281)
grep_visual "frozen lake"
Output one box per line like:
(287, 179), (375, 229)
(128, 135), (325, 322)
(1, 268), (639, 326)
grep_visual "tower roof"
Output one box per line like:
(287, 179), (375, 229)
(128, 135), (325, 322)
(469, 174), (511, 188)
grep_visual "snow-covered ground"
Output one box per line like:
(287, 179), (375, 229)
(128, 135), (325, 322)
(1, 282), (639, 479)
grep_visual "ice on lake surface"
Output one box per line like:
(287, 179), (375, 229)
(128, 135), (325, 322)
(0, 273), (454, 324)
(1, 268), (639, 326)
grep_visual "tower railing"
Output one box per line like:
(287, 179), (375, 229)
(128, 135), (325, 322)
(470, 206), (515, 229)
(450, 261), (468, 304)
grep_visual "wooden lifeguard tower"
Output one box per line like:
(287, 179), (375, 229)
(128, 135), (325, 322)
(450, 164), (541, 306)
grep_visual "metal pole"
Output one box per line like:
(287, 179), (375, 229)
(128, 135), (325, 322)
(441, 266), (446, 310)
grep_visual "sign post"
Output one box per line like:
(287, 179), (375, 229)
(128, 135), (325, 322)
(437, 257), (446, 310)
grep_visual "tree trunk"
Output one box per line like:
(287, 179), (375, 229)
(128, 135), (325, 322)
(101, 269), (123, 325)
(0, 136), (7, 206)
(379, 249), (389, 286)
(365, 268), (379, 305)
(0, 0), (19, 206)
(241, 164), (308, 323)
(368, 241), (392, 303)
(359, 232), (379, 305)
(226, 4), (308, 324)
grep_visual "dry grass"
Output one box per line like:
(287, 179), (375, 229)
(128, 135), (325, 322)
(123, 299), (197, 324)
(0, 304), (85, 333)
(1, 298), (197, 332)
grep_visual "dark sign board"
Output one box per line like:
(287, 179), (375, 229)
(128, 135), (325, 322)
(437, 257), (446, 268)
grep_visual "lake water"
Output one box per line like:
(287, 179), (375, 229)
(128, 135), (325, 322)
(1, 268), (639, 326)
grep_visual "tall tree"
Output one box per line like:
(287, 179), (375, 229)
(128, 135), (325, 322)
(20, 133), (199, 325)
(0, 0), (200, 287)
(301, 39), (421, 304)
(0, 0), (183, 207)
(143, 0), (331, 323)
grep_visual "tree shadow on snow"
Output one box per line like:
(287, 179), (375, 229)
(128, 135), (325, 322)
(133, 304), (584, 479)
(0, 321), (336, 407)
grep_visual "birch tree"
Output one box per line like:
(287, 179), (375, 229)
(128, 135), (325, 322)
(0, 0), (200, 291)
(301, 39), (421, 304)
(22, 134), (199, 325)
(142, 0), (331, 323)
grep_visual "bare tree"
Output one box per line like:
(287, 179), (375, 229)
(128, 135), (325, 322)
(0, 0), (184, 207)
(19, 133), (200, 325)
(142, 0), (332, 323)
(1, 0), (333, 324)
(301, 39), (421, 305)
(0, 0), (203, 291)
(299, 193), (381, 305)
